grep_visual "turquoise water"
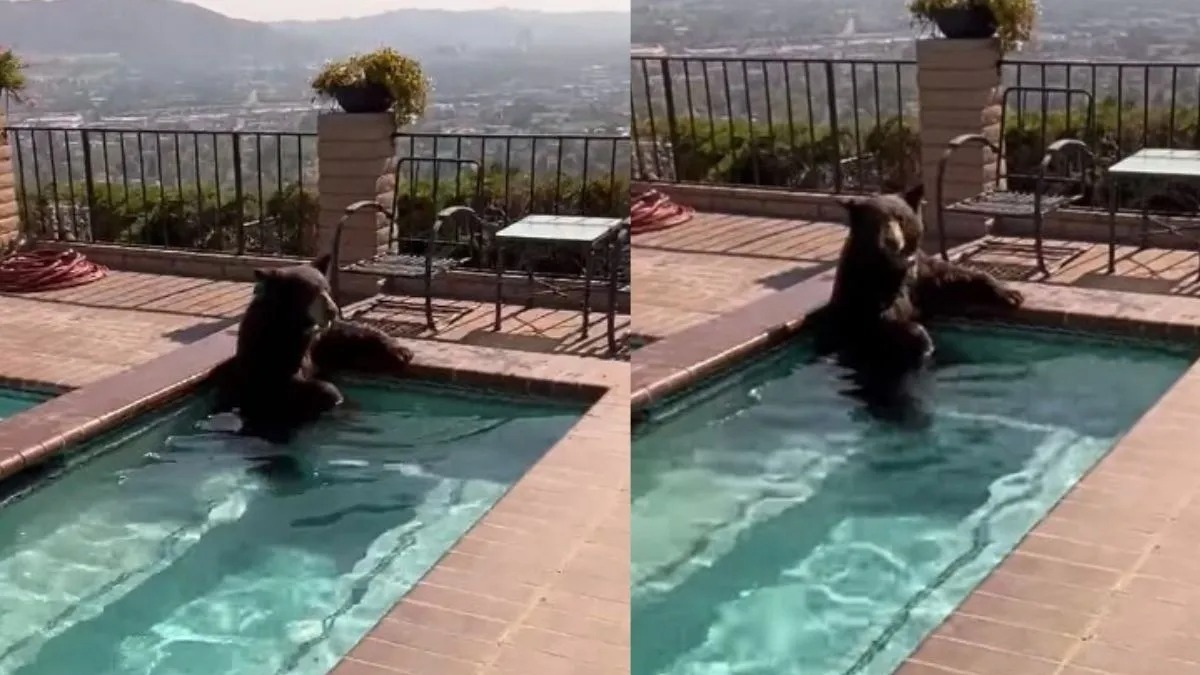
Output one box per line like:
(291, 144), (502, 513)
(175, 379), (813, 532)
(0, 380), (580, 675)
(0, 389), (50, 421)
(632, 323), (1195, 675)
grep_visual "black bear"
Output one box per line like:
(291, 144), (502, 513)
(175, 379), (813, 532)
(209, 253), (414, 443)
(805, 185), (1023, 419)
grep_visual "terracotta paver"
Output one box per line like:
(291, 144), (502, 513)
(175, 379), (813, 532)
(633, 212), (1200, 345)
(632, 212), (844, 340)
(632, 208), (1200, 675)
(0, 270), (630, 389)
(0, 272), (248, 388)
(349, 295), (629, 360)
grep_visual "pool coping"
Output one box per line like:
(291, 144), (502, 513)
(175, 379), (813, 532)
(631, 259), (1200, 674)
(0, 328), (630, 675)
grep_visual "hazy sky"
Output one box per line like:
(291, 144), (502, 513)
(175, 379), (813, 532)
(186, 0), (628, 21)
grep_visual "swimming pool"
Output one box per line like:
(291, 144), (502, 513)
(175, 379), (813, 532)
(0, 380), (581, 674)
(0, 389), (51, 421)
(631, 323), (1194, 675)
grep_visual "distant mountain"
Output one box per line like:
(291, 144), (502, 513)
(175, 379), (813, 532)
(0, 0), (318, 71)
(274, 8), (630, 59)
(0, 0), (629, 72)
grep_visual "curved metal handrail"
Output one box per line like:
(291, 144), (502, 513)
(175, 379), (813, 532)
(935, 133), (1000, 261)
(1032, 138), (1098, 272)
(328, 200), (388, 306)
(325, 155), (499, 330)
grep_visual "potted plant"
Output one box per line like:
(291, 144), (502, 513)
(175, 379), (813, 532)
(311, 47), (428, 125)
(908, 0), (1037, 53)
(0, 48), (28, 104)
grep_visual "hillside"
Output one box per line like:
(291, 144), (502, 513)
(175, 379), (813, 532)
(274, 8), (630, 58)
(0, 0), (318, 71)
(0, 1), (630, 72)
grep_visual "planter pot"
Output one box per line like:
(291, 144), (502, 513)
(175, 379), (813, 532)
(329, 83), (393, 114)
(930, 5), (998, 40)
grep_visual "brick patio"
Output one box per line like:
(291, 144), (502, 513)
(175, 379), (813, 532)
(632, 212), (843, 341)
(0, 270), (629, 389)
(633, 211), (1200, 345)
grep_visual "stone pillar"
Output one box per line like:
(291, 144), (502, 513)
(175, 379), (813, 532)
(316, 112), (395, 265)
(0, 123), (19, 250)
(917, 37), (1004, 240)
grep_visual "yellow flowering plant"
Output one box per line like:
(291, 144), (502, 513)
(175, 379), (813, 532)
(908, 0), (1037, 53)
(311, 48), (428, 125)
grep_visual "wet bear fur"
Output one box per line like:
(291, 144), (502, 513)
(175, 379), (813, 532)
(210, 253), (414, 443)
(805, 185), (1024, 418)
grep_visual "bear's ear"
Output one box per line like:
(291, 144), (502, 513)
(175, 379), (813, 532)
(834, 196), (865, 224)
(902, 184), (925, 212)
(310, 253), (332, 276)
(252, 268), (275, 282)
(835, 196), (863, 211)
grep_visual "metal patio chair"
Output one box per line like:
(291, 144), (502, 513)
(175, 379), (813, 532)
(936, 86), (1100, 274)
(327, 156), (507, 330)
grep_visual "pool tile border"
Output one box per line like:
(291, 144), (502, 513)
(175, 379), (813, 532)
(631, 265), (1200, 674)
(0, 328), (630, 675)
(0, 377), (72, 397)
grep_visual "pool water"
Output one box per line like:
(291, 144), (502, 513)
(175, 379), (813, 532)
(631, 323), (1194, 675)
(0, 380), (580, 675)
(0, 389), (50, 421)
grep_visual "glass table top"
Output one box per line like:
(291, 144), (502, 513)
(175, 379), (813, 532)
(496, 215), (624, 243)
(1109, 149), (1200, 178)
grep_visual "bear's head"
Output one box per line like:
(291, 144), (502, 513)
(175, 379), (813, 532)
(250, 253), (340, 333)
(835, 184), (925, 270)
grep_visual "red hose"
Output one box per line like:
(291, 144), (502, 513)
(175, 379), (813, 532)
(0, 249), (108, 292)
(631, 189), (694, 235)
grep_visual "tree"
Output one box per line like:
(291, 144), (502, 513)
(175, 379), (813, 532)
(0, 48), (27, 105)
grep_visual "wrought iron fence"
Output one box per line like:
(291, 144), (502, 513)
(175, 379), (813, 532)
(4, 126), (631, 258)
(633, 53), (1200, 214)
(1002, 60), (1200, 153)
(389, 132), (629, 219)
(5, 127), (317, 255)
(630, 55), (919, 193)
(1000, 60), (1200, 213)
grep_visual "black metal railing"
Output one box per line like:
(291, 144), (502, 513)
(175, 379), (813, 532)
(5, 126), (318, 255)
(631, 55), (919, 192)
(1002, 60), (1200, 153)
(389, 132), (629, 219)
(634, 54), (1200, 214)
(1001, 60), (1200, 213)
(382, 133), (630, 279)
(4, 126), (632, 259)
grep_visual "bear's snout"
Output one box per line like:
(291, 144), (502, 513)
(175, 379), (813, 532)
(882, 219), (908, 257)
(306, 290), (339, 331)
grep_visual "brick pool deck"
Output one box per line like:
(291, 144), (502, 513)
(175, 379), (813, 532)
(633, 211), (1200, 675)
(633, 210), (1200, 343)
(0, 270), (629, 390)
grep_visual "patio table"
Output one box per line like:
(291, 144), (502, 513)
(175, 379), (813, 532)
(493, 214), (624, 339)
(1107, 148), (1200, 281)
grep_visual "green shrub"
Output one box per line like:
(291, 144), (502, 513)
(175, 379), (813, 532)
(646, 103), (1200, 213)
(646, 116), (919, 191)
(18, 168), (628, 266)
